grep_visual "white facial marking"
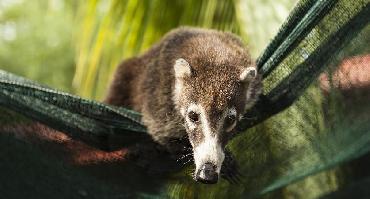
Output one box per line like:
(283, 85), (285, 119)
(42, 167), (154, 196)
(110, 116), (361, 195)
(240, 66), (257, 81)
(194, 136), (224, 173)
(193, 104), (225, 174)
(225, 107), (237, 132)
(180, 107), (186, 117)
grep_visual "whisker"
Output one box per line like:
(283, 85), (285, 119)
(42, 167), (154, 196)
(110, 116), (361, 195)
(240, 115), (257, 120)
(182, 159), (193, 166)
(176, 152), (193, 161)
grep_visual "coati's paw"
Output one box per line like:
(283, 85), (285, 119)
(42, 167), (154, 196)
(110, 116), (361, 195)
(221, 150), (243, 184)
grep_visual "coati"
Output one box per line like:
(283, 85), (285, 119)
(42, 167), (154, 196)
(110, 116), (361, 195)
(105, 27), (262, 184)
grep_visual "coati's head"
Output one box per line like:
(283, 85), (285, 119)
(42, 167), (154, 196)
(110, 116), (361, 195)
(172, 32), (262, 184)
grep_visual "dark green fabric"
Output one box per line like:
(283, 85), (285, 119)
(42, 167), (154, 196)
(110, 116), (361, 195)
(0, 70), (148, 150)
(0, 0), (369, 198)
(237, 1), (369, 131)
(258, 0), (336, 78)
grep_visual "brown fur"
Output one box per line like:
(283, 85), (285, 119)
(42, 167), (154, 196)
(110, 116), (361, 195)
(105, 27), (261, 147)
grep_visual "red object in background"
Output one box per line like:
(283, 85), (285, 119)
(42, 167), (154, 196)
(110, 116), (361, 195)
(319, 54), (370, 92)
(3, 123), (128, 165)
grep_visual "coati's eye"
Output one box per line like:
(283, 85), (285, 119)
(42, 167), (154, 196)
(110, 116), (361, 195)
(227, 114), (236, 122)
(225, 108), (237, 132)
(225, 114), (236, 127)
(188, 111), (199, 123)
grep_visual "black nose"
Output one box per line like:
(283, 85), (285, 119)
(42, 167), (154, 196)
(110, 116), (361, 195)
(195, 162), (218, 184)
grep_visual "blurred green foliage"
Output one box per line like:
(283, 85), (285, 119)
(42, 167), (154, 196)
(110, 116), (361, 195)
(0, 0), (77, 92)
(2, 0), (370, 198)
(0, 0), (297, 98)
(74, 0), (296, 99)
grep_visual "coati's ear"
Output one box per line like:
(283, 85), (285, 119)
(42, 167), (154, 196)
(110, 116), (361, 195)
(174, 58), (191, 78)
(239, 66), (257, 82)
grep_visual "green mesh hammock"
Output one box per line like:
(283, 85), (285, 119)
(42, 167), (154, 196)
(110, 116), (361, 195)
(0, 0), (369, 198)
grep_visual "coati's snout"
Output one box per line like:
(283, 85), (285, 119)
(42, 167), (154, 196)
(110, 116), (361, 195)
(195, 162), (219, 184)
(173, 56), (261, 184)
(186, 104), (226, 183)
(192, 130), (224, 184)
(184, 103), (238, 183)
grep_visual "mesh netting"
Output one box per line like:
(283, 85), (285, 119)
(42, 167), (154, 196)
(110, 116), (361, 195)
(0, 0), (369, 198)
